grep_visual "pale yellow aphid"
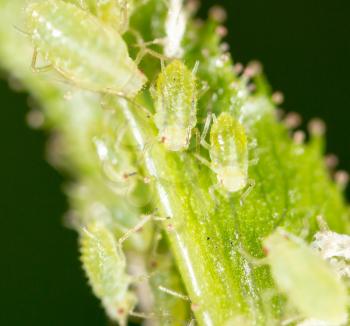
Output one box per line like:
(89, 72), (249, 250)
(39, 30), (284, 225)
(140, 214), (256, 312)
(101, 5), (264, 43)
(80, 222), (136, 325)
(209, 112), (249, 192)
(196, 113), (254, 202)
(25, 0), (146, 97)
(263, 228), (348, 325)
(80, 215), (167, 324)
(153, 60), (198, 151)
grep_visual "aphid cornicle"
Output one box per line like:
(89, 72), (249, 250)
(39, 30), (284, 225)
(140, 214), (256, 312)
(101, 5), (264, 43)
(25, 0), (146, 97)
(65, 0), (132, 33)
(209, 112), (249, 192)
(80, 222), (136, 325)
(263, 228), (348, 325)
(153, 60), (197, 151)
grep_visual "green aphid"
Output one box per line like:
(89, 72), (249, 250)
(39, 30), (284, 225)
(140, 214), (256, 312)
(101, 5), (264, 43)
(80, 222), (136, 325)
(65, 0), (133, 33)
(263, 228), (348, 325)
(153, 60), (198, 151)
(209, 112), (249, 192)
(26, 0), (146, 97)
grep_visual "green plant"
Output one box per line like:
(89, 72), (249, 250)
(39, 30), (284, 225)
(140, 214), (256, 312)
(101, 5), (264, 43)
(0, 0), (349, 325)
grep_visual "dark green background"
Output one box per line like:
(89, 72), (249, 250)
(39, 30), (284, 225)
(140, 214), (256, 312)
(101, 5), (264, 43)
(1, 0), (350, 325)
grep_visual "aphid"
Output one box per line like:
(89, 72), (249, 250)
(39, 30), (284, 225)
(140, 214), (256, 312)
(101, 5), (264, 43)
(153, 60), (197, 151)
(196, 112), (254, 201)
(80, 214), (167, 324)
(209, 112), (250, 192)
(65, 0), (132, 33)
(25, 0), (146, 98)
(80, 221), (136, 325)
(262, 228), (348, 325)
(92, 108), (138, 192)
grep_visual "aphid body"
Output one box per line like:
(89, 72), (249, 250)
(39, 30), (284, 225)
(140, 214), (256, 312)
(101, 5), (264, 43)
(209, 112), (248, 192)
(26, 0), (146, 97)
(80, 221), (136, 325)
(92, 107), (138, 192)
(153, 60), (197, 151)
(66, 0), (132, 33)
(263, 228), (348, 325)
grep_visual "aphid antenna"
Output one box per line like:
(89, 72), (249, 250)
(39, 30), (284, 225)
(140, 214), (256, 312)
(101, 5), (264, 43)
(192, 60), (200, 75)
(13, 24), (30, 36)
(187, 318), (196, 326)
(237, 247), (268, 267)
(200, 113), (214, 148)
(31, 49), (53, 73)
(100, 94), (152, 119)
(129, 310), (172, 323)
(149, 227), (163, 259)
(158, 285), (190, 301)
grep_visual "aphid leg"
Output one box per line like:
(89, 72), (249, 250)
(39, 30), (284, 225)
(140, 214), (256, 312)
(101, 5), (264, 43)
(249, 158), (259, 166)
(197, 80), (210, 98)
(193, 153), (212, 170)
(13, 25), (30, 36)
(129, 311), (158, 320)
(158, 285), (190, 301)
(118, 215), (152, 245)
(188, 318), (196, 326)
(135, 47), (170, 66)
(192, 60), (200, 75)
(118, 214), (167, 246)
(200, 113), (213, 149)
(129, 29), (169, 65)
(237, 247), (268, 267)
(192, 128), (201, 153)
(31, 49), (52, 73)
(240, 179), (256, 206)
(209, 184), (220, 203)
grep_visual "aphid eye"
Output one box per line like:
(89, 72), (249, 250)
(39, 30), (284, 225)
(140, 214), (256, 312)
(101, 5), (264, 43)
(153, 60), (198, 152)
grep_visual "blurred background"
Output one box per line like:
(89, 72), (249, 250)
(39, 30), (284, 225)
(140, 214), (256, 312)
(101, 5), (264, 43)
(1, 0), (350, 324)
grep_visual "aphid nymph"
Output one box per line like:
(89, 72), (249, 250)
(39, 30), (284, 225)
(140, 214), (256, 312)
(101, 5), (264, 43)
(80, 215), (166, 324)
(26, 0), (146, 98)
(196, 112), (254, 202)
(209, 112), (249, 192)
(80, 221), (136, 325)
(263, 228), (348, 325)
(153, 60), (198, 151)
